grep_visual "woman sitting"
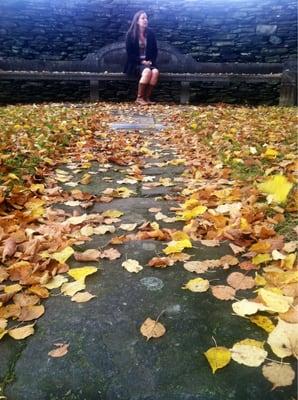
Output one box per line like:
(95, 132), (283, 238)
(124, 10), (160, 105)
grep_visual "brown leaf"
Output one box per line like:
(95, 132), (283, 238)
(140, 317), (166, 340)
(13, 293), (40, 307)
(211, 285), (236, 300)
(0, 304), (21, 319)
(229, 243), (245, 254)
(100, 248), (121, 260)
(0, 267), (9, 283)
(28, 285), (49, 298)
(220, 255), (239, 268)
(9, 323), (35, 340)
(227, 272), (255, 290)
(148, 257), (175, 268)
(48, 343), (69, 358)
(200, 239), (220, 247)
(71, 292), (96, 303)
(2, 238), (17, 262)
(74, 249), (101, 261)
(18, 305), (45, 321)
(239, 261), (258, 271)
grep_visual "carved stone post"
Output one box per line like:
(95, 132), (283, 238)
(279, 62), (297, 106)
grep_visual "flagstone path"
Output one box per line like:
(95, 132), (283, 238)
(0, 109), (295, 400)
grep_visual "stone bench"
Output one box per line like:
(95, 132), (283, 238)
(0, 42), (296, 105)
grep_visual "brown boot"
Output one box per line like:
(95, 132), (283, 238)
(136, 83), (147, 105)
(145, 84), (156, 104)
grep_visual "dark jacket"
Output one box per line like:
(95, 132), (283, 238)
(124, 28), (158, 76)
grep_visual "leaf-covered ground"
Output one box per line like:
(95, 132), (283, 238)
(0, 102), (297, 398)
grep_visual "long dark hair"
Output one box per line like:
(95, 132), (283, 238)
(126, 10), (147, 41)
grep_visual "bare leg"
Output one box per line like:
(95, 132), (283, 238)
(145, 69), (160, 104)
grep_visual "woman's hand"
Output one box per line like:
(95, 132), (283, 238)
(142, 60), (152, 66)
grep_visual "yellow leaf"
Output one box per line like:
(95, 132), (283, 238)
(0, 328), (8, 340)
(181, 198), (200, 210)
(281, 253), (296, 270)
(171, 231), (190, 241)
(43, 275), (68, 289)
(80, 173), (91, 185)
(182, 277), (209, 292)
(4, 284), (22, 294)
(177, 205), (207, 221)
(249, 315), (275, 333)
(30, 184), (45, 193)
(102, 210), (124, 218)
(252, 253), (272, 265)
(264, 148), (279, 159)
(255, 273), (267, 286)
(258, 288), (293, 313)
(9, 324), (35, 340)
(163, 239), (192, 255)
(116, 187), (135, 198)
(67, 266), (97, 283)
(51, 246), (74, 264)
(258, 175), (293, 204)
(61, 280), (86, 296)
(204, 347), (231, 374)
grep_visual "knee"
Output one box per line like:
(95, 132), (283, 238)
(141, 68), (152, 81)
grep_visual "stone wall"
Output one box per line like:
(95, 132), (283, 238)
(0, 0), (296, 104)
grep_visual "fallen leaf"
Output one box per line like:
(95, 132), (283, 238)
(229, 243), (245, 254)
(119, 223), (137, 231)
(148, 257), (175, 268)
(2, 238), (17, 262)
(9, 323), (35, 340)
(51, 246), (74, 264)
(204, 346), (231, 373)
(182, 278), (209, 292)
(93, 225), (116, 235)
(0, 304), (21, 319)
(231, 339), (267, 367)
(102, 210), (123, 218)
(227, 272), (255, 290)
(48, 343), (69, 358)
(67, 266), (97, 283)
(74, 249), (101, 261)
(183, 261), (209, 274)
(200, 239), (220, 247)
(258, 175), (293, 204)
(211, 285), (236, 301)
(140, 317), (166, 340)
(13, 293), (40, 307)
(249, 314), (275, 333)
(61, 280), (86, 296)
(258, 288), (293, 313)
(232, 299), (268, 317)
(28, 285), (49, 298)
(163, 239), (192, 255)
(18, 305), (45, 321)
(267, 318), (298, 358)
(100, 248), (121, 260)
(122, 259), (143, 273)
(262, 362), (295, 390)
(71, 292), (96, 303)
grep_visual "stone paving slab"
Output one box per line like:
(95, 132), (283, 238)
(1, 111), (296, 400)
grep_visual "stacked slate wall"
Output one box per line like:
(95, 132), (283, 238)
(0, 0), (296, 105)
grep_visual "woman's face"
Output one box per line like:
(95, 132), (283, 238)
(137, 13), (148, 29)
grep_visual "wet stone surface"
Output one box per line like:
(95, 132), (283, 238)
(1, 112), (296, 400)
